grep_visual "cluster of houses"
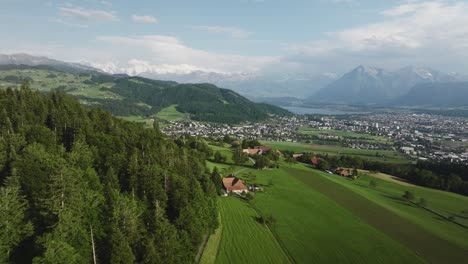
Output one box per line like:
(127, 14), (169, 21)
(293, 154), (354, 178)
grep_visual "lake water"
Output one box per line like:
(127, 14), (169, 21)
(284, 106), (365, 115)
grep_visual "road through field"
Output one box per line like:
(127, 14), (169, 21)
(290, 167), (468, 263)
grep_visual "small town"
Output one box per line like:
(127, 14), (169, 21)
(161, 111), (468, 164)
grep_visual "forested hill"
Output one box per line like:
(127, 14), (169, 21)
(0, 66), (291, 123)
(0, 84), (220, 263)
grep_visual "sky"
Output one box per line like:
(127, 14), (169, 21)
(1, 0), (468, 76)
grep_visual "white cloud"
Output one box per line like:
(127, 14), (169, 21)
(192, 26), (252, 39)
(95, 35), (276, 74)
(284, 1), (468, 73)
(131, 15), (158, 24)
(49, 18), (89, 28)
(59, 7), (118, 21)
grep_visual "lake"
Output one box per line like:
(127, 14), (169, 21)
(283, 106), (366, 115)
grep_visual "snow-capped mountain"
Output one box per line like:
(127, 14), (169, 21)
(0, 53), (99, 73)
(91, 60), (337, 98)
(311, 65), (460, 104)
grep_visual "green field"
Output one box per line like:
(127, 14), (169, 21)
(207, 144), (255, 167)
(299, 127), (390, 143)
(154, 104), (188, 121)
(236, 165), (425, 263)
(262, 140), (408, 163)
(0, 69), (121, 100)
(200, 214), (223, 264)
(117, 115), (154, 128)
(201, 157), (468, 263)
(312, 169), (468, 248)
(216, 198), (290, 264)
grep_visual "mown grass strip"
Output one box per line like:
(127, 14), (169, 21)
(290, 167), (468, 263)
(199, 213), (223, 264)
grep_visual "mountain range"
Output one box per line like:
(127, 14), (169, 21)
(0, 55), (290, 123)
(0, 53), (99, 74)
(2, 53), (468, 107)
(311, 65), (468, 105)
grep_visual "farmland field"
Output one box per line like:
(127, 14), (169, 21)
(216, 198), (290, 264)
(235, 165), (425, 264)
(0, 69), (121, 99)
(307, 168), (468, 249)
(299, 127), (390, 143)
(154, 104), (188, 121)
(262, 141), (408, 163)
(207, 144), (255, 167)
(202, 157), (468, 263)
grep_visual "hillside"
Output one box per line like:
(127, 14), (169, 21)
(0, 86), (219, 263)
(200, 144), (468, 263)
(0, 65), (290, 124)
(0, 53), (99, 74)
(393, 82), (468, 106)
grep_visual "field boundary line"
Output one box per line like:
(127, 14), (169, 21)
(249, 203), (296, 264)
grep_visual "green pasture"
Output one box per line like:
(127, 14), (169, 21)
(299, 127), (390, 143)
(154, 104), (188, 121)
(308, 168), (468, 250)
(262, 141), (408, 163)
(215, 198), (290, 264)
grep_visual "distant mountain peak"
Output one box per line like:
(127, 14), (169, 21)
(352, 65), (381, 77)
(311, 65), (463, 104)
(0, 53), (101, 74)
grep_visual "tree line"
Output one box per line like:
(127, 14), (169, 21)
(290, 152), (468, 196)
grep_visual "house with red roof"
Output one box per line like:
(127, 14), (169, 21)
(243, 146), (272, 155)
(334, 168), (350, 177)
(311, 157), (323, 166)
(223, 175), (249, 194)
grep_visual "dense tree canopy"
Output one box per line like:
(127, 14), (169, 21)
(0, 84), (218, 263)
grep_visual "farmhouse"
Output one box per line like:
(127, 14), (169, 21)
(311, 157), (323, 166)
(293, 153), (303, 159)
(243, 146), (272, 155)
(254, 146), (271, 152)
(334, 168), (350, 177)
(223, 175), (249, 194)
(243, 149), (261, 155)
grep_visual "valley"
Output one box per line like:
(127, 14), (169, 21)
(1, 58), (468, 264)
(4, 0), (468, 263)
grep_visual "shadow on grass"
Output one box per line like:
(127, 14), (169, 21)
(379, 193), (415, 207)
(390, 176), (414, 185)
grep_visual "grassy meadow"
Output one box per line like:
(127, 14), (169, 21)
(262, 140), (408, 163)
(201, 155), (468, 263)
(236, 165), (425, 264)
(154, 104), (188, 121)
(310, 169), (468, 249)
(215, 198), (291, 264)
(0, 69), (121, 99)
(299, 127), (390, 143)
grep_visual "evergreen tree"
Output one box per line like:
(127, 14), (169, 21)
(0, 170), (34, 262)
(210, 167), (223, 195)
(109, 226), (135, 264)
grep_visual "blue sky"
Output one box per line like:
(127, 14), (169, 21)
(1, 0), (468, 75)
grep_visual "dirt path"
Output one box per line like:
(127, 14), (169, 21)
(289, 167), (468, 264)
(195, 234), (209, 263)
